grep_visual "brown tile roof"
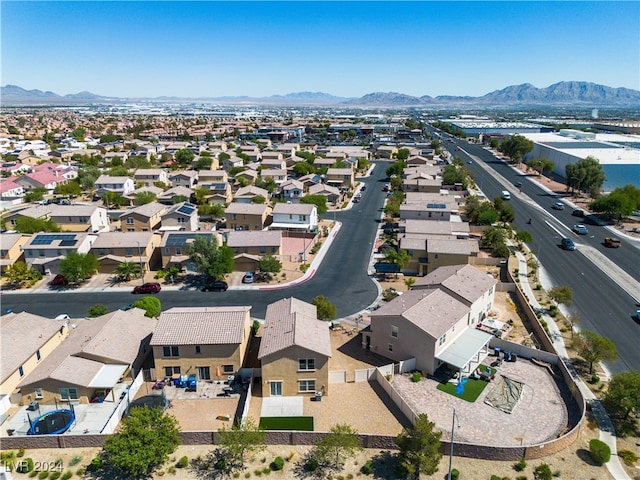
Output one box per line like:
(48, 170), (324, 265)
(151, 306), (251, 346)
(227, 230), (281, 248)
(413, 264), (496, 305)
(91, 231), (155, 249)
(258, 297), (331, 359)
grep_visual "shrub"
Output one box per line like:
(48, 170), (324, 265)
(88, 456), (103, 472)
(233, 473), (240, 479)
(262, 466), (271, 474)
(361, 460), (373, 475)
(75, 468), (86, 476)
(552, 470), (561, 477)
(271, 457), (284, 471)
(305, 457), (319, 472)
(28, 472), (38, 479)
(619, 449), (638, 466)
(450, 468), (460, 480)
(61, 472), (73, 480)
(245, 473), (251, 478)
(254, 469), (263, 476)
(533, 463), (552, 480)
(17, 448), (25, 458)
(176, 456), (189, 468)
(49, 472), (61, 480)
(589, 439), (611, 465)
(69, 455), (82, 467)
(38, 471), (49, 479)
(17, 458), (34, 473)
(515, 459), (527, 471)
(589, 374), (600, 384)
(490, 476), (501, 480)
(167, 466), (176, 475)
(411, 371), (422, 382)
(516, 476), (528, 480)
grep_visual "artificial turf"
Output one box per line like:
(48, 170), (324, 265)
(436, 365), (497, 403)
(259, 416), (314, 431)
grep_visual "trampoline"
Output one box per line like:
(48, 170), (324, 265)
(28, 409), (75, 435)
(125, 394), (169, 416)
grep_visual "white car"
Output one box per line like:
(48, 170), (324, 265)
(242, 272), (254, 284)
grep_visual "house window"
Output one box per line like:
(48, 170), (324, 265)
(260, 247), (266, 254)
(35, 388), (43, 399)
(59, 387), (78, 401)
(18, 366), (24, 377)
(164, 366), (181, 377)
(222, 365), (234, 374)
(388, 343), (393, 352)
(298, 380), (316, 392)
(126, 218), (134, 224)
(439, 334), (447, 346)
(231, 214), (237, 220)
(127, 228), (135, 232)
(195, 345), (201, 354)
(125, 248), (132, 256)
(99, 248), (105, 255)
(175, 248), (182, 255)
(36, 350), (41, 361)
(298, 358), (316, 371)
(163, 346), (180, 357)
(391, 326), (398, 338)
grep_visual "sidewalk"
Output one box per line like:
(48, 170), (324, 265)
(514, 248), (630, 480)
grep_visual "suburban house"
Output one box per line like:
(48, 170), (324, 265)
(89, 231), (161, 274)
(399, 235), (480, 276)
(169, 170), (199, 189)
(308, 183), (340, 204)
(313, 157), (336, 170)
(406, 155), (433, 166)
(399, 199), (460, 221)
(270, 203), (318, 231)
(221, 155), (245, 169)
(226, 230), (282, 257)
(48, 205), (110, 233)
(400, 219), (470, 238)
(375, 145), (397, 159)
(258, 297), (331, 397)
(94, 175), (135, 198)
(260, 156), (286, 169)
(17, 308), (155, 405)
(259, 168), (287, 185)
(119, 202), (166, 232)
(1, 311), (71, 397)
(205, 181), (233, 204)
(234, 185), (269, 203)
(159, 232), (221, 270)
(238, 145), (261, 162)
(225, 203), (271, 231)
(160, 202), (199, 232)
(326, 168), (355, 189)
(24, 232), (96, 274)
(150, 306), (253, 382)
(0, 233), (29, 272)
(4, 205), (54, 228)
(134, 169), (169, 187)
(365, 264), (497, 376)
(124, 186), (165, 206)
(157, 186), (194, 205)
(402, 177), (443, 193)
(0, 178), (25, 200)
(280, 179), (304, 200)
(234, 169), (258, 185)
(103, 152), (129, 165)
(14, 170), (69, 193)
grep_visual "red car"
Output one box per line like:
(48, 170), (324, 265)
(50, 274), (67, 286)
(132, 282), (161, 294)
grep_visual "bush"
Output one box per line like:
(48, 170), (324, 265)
(29, 472), (38, 479)
(305, 457), (319, 472)
(168, 466), (177, 475)
(88, 456), (103, 472)
(38, 471), (49, 479)
(75, 468), (86, 476)
(490, 476), (501, 480)
(589, 438), (611, 465)
(17, 448), (25, 458)
(17, 458), (34, 473)
(254, 469), (263, 476)
(271, 457), (284, 471)
(619, 449), (638, 466)
(589, 374), (600, 384)
(176, 456), (188, 468)
(450, 468), (460, 480)
(361, 460), (373, 475)
(514, 459), (527, 471)
(533, 463), (552, 480)
(87, 304), (108, 317)
(68, 455), (82, 467)
(49, 472), (61, 480)
(61, 472), (73, 480)
(411, 371), (422, 382)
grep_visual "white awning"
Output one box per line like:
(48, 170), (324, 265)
(89, 364), (128, 388)
(436, 328), (493, 370)
(268, 222), (311, 230)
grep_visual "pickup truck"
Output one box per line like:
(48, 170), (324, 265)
(604, 237), (621, 248)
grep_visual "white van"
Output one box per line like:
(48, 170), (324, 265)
(501, 190), (511, 200)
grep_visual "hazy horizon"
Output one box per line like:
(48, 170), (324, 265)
(2, 2), (638, 99)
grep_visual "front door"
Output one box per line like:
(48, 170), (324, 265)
(269, 381), (283, 396)
(197, 366), (211, 381)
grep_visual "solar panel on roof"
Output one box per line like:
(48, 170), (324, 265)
(31, 234), (76, 245)
(177, 205), (195, 215)
(59, 239), (78, 247)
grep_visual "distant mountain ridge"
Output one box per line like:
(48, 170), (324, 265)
(2, 81), (639, 107)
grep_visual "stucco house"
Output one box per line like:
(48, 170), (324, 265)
(24, 232), (96, 274)
(234, 185), (269, 203)
(94, 175), (135, 198)
(150, 306), (252, 381)
(399, 235), (480, 276)
(0, 233), (29, 272)
(159, 232), (222, 270)
(226, 230), (282, 257)
(48, 205), (110, 233)
(279, 179), (304, 200)
(134, 169), (169, 187)
(89, 231), (161, 274)
(258, 297), (331, 397)
(161, 202), (199, 232)
(119, 202), (166, 232)
(225, 203), (271, 231)
(326, 168), (355, 189)
(308, 183), (340, 204)
(169, 170), (199, 189)
(270, 203), (317, 231)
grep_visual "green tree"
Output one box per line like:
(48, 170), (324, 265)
(126, 157), (152, 170)
(107, 166), (130, 177)
(312, 295), (337, 321)
(384, 248), (411, 278)
(386, 161), (407, 177)
(23, 187), (48, 203)
(217, 418), (265, 469)
(589, 184), (640, 220)
(103, 406), (179, 478)
(574, 330), (618, 374)
(114, 261), (143, 282)
(70, 127), (86, 141)
(77, 166), (101, 191)
(134, 191), (157, 206)
(315, 424), (363, 467)
(15, 216), (61, 234)
(396, 148), (410, 161)
(292, 161), (315, 177)
(192, 187), (211, 205)
(174, 148), (195, 167)
(603, 370), (640, 420)
(548, 285), (573, 307)
(442, 164), (469, 188)
(301, 194), (328, 214)
(171, 195), (189, 204)
(396, 413), (443, 479)
(102, 191), (127, 208)
(186, 235), (234, 281)
(499, 134), (534, 164)
(54, 181), (82, 197)
(132, 296), (162, 318)
(514, 230), (533, 245)
(195, 156), (213, 170)
(87, 304), (109, 318)
(2, 261), (42, 287)
(565, 156), (606, 197)
(533, 463), (553, 480)
(258, 255), (282, 274)
(59, 252), (100, 283)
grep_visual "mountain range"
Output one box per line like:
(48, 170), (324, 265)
(2, 81), (639, 107)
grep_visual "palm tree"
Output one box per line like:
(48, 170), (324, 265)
(114, 262), (142, 282)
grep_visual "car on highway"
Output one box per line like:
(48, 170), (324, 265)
(132, 282), (161, 294)
(514, 181), (523, 189)
(551, 202), (565, 210)
(604, 237), (621, 248)
(571, 209), (585, 217)
(561, 237), (576, 251)
(242, 272), (255, 284)
(202, 280), (228, 292)
(572, 224), (589, 235)
(50, 274), (67, 286)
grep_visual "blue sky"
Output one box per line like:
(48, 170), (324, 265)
(2, 1), (638, 98)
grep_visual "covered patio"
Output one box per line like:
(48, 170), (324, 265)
(436, 328), (493, 377)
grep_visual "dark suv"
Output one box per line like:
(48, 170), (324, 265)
(132, 282), (161, 294)
(202, 280), (228, 292)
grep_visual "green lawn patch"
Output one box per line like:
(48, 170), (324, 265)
(259, 416), (314, 431)
(436, 365), (496, 403)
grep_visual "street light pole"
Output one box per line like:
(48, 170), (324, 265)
(136, 241), (144, 285)
(448, 408), (461, 480)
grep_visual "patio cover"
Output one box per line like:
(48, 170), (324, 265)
(88, 364), (128, 388)
(268, 222), (310, 230)
(436, 328), (493, 370)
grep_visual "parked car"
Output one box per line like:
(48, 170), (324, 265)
(571, 209), (585, 217)
(572, 224), (588, 235)
(50, 274), (67, 286)
(561, 237), (576, 251)
(202, 280), (228, 292)
(132, 282), (161, 294)
(242, 272), (255, 284)
(551, 202), (565, 210)
(604, 237), (621, 248)
(361, 186), (366, 191)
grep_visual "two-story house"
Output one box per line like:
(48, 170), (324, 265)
(119, 202), (166, 232)
(89, 231), (161, 274)
(326, 168), (355, 189)
(226, 230), (282, 257)
(159, 232), (222, 270)
(234, 185), (269, 203)
(258, 297), (331, 397)
(48, 205), (110, 233)
(270, 203), (317, 231)
(279, 179), (304, 200)
(24, 232), (96, 274)
(134, 169), (169, 187)
(169, 170), (199, 189)
(225, 203), (271, 231)
(0, 233), (29, 273)
(161, 202), (199, 232)
(157, 186), (194, 205)
(308, 183), (340, 204)
(259, 168), (287, 185)
(151, 306), (252, 381)
(94, 175), (135, 198)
